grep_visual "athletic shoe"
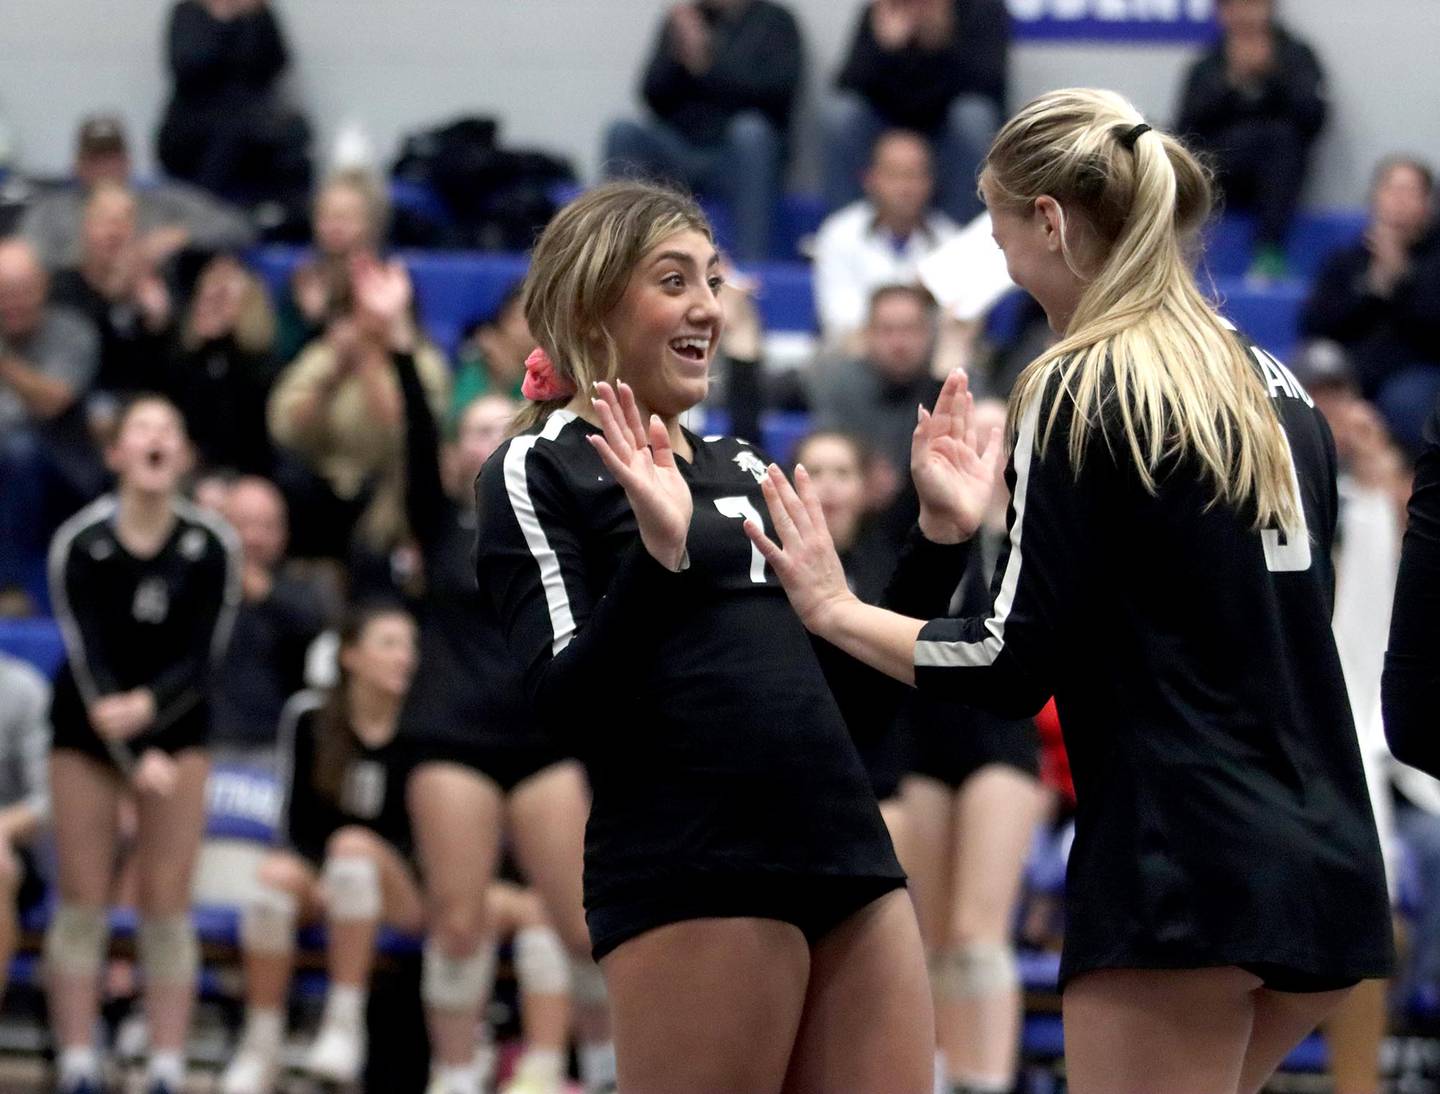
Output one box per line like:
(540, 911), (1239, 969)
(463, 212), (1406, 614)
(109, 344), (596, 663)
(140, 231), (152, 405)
(425, 1073), (482, 1094)
(303, 1017), (366, 1084)
(220, 1034), (282, 1094)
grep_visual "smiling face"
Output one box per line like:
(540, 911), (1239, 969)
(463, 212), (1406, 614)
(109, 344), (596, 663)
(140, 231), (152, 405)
(606, 229), (725, 418)
(341, 610), (418, 700)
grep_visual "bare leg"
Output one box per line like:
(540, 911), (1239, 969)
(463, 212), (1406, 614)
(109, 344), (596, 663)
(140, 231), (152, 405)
(900, 776), (955, 1085)
(47, 750), (123, 1055)
(507, 760), (612, 1074)
(781, 889), (933, 1094)
(409, 762), (504, 1069)
(499, 884), (573, 1052)
(1239, 982), (1355, 1094)
(323, 826), (425, 989)
(0, 843), (22, 1003)
(603, 917), (810, 1094)
(1322, 976), (1388, 1094)
(942, 766), (1046, 1090)
(1064, 966), (1258, 1094)
(132, 749), (210, 1056)
(240, 852), (321, 1010)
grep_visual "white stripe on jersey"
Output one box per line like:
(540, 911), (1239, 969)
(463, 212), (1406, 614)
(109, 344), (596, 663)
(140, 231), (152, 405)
(46, 494), (118, 705)
(914, 395), (1041, 670)
(503, 411), (579, 656)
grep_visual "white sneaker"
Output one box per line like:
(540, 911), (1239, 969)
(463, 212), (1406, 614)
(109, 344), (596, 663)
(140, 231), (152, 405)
(303, 1018), (366, 1084)
(499, 1052), (566, 1094)
(220, 1037), (281, 1094)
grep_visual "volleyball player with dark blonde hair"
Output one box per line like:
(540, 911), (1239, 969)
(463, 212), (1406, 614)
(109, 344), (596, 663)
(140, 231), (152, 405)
(477, 181), (935, 1094)
(748, 89), (1393, 1094)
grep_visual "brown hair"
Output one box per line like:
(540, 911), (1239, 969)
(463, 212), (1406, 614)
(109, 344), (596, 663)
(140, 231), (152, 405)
(512, 181), (712, 434)
(313, 600), (409, 803)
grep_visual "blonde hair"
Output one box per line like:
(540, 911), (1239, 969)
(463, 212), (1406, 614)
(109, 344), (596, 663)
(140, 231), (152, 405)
(989, 88), (1297, 529)
(315, 168), (390, 246)
(513, 181), (712, 434)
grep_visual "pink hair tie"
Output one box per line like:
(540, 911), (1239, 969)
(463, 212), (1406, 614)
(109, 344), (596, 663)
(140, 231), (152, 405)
(521, 346), (577, 402)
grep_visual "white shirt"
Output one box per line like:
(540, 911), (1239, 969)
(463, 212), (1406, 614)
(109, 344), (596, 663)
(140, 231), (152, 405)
(812, 201), (958, 341)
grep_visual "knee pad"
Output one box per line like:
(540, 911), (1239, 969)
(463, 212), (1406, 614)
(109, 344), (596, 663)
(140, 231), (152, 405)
(568, 956), (608, 1007)
(931, 942), (1018, 1001)
(515, 926), (571, 996)
(138, 914), (199, 986)
(44, 904), (110, 976)
(323, 854), (380, 922)
(240, 887), (297, 955)
(421, 937), (496, 1011)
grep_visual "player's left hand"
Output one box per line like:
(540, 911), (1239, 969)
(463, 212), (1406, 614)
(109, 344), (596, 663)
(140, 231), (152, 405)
(911, 370), (1003, 544)
(132, 748), (179, 798)
(745, 463), (860, 635)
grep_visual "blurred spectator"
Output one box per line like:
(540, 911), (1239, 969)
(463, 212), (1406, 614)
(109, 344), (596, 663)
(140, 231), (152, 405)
(449, 280), (530, 427)
(1300, 157), (1440, 453)
(276, 169), (387, 362)
(19, 114), (254, 271)
(0, 238), (103, 595)
(0, 652), (51, 1004)
(825, 0), (1009, 224)
(169, 253), (280, 474)
(206, 476), (326, 760)
(156, 0), (311, 213)
(1175, 0), (1327, 281)
(813, 129), (957, 351)
(267, 262), (450, 558)
(810, 283), (941, 506)
(602, 0), (802, 262)
(49, 183), (175, 403)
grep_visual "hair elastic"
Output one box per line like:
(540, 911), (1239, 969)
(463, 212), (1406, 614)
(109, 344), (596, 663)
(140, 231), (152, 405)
(1120, 123), (1152, 150)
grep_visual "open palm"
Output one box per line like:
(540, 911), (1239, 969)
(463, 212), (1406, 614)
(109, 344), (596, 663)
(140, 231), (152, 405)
(912, 371), (1004, 543)
(588, 382), (693, 571)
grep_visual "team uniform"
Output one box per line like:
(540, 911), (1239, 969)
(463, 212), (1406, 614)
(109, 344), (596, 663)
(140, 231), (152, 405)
(909, 335), (1394, 991)
(48, 495), (240, 767)
(1384, 394), (1440, 776)
(478, 415), (930, 959)
(274, 691), (413, 868)
(903, 526), (1041, 789)
(392, 350), (568, 790)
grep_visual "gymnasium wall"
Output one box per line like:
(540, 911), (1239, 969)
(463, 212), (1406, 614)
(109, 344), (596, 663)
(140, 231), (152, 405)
(0, 0), (1434, 209)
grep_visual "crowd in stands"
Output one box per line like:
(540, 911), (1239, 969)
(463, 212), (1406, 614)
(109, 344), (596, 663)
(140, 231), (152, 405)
(0, 0), (1438, 1090)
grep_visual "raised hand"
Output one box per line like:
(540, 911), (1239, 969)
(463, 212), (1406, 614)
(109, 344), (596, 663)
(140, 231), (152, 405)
(745, 464), (858, 634)
(587, 381), (693, 571)
(351, 254), (417, 349)
(911, 370), (1004, 543)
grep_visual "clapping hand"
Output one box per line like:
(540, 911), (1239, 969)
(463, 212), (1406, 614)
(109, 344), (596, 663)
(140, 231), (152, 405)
(744, 464), (858, 634)
(351, 254), (417, 350)
(587, 381), (693, 572)
(911, 370), (1004, 544)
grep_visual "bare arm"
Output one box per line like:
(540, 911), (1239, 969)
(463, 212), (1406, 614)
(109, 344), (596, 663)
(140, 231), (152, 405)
(0, 352), (78, 420)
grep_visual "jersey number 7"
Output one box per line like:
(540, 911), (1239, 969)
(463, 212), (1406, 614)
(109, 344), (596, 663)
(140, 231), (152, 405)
(714, 496), (768, 583)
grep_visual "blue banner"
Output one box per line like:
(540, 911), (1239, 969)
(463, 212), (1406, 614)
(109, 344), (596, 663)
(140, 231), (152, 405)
(1008, 0), (1219, 43)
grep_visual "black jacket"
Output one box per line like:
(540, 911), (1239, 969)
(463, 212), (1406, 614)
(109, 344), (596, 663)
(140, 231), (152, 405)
(836, 0), (1009, 132)
(642, 0), (802, 145)
(1299, 223), (1440, 395)
(1176, 24), (1327, 144)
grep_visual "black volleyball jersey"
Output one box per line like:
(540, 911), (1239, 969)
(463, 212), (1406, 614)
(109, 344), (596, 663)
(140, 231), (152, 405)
(275, 691), (413, 864)
(476, 412), (902, 904)
(48, 495), (240, 764)
(392, 350), (532, 750)
(912, 338), (1393, 985)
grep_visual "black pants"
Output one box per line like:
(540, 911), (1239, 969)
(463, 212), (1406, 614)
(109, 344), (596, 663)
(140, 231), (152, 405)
(1201, 118), (1312, 248)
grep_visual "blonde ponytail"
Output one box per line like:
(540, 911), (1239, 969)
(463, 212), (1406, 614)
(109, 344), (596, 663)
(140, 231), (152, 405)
(988, 88), (1298, 530)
